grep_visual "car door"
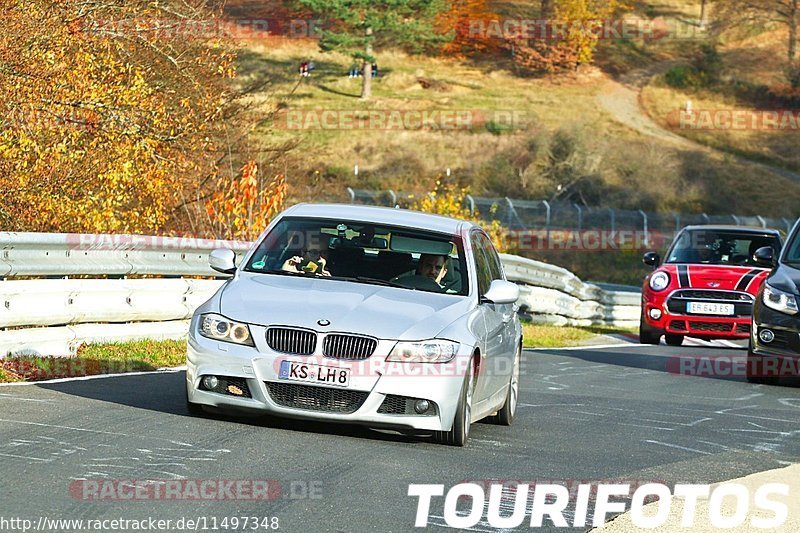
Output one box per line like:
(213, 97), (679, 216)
(475, 231), (517, 399)
(469, 230), (494, 406)
(470, 230), (508, 403)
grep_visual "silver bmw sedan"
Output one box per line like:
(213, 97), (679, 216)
(186, 203), (522, 446)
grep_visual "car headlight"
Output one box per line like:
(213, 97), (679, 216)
(649, 271), (670, 292)
(199, 313), (255, 346)
(386, 340), (459, 363)
(763, 285), (799, 315)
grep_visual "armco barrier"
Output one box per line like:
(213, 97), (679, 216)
(0, 233), (641, 357)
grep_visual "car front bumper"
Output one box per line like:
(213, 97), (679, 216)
(643, 307), (751, 339)
(186, 329), (471, 432)
(751, 304), (800, 358)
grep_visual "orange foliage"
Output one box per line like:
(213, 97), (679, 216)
(437, 0), (501, 57)
(0, 0), (238, 234)
(205, 161), (287, 240)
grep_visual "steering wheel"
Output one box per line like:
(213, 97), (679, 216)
(394, 275), (444, 292)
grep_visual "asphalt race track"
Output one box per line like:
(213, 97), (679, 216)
(0, 343), (798, 532)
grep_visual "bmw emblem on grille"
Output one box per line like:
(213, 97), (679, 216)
(317, 319), (331, 327)
(707, 282), (720, 288)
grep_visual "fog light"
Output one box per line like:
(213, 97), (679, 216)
(649, 308), (662, 320)
(759, 328), (775, 344)
(414, 400), (430, 414)
(202, 375), (219, 390)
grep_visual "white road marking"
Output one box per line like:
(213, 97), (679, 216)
(644, 440), (713, 455)
(528, 344), (652, 351)
(0, 367), (185, 387)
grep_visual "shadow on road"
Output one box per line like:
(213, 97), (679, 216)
(528, 345), (800, 388)
(36, 371), (437, 445)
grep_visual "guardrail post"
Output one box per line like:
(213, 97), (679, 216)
(674, 213), (681, 233)
(465, 194), (475, 216)
(638, 210), (649, 247)
(702, 213), (710, 224)
(542, 200), (551, 242)
(756, 216), (767, 229)
(505, 198), (515, 229)
(346, 187), (355, 204)
(388, 190), (397, 207)
(731, 215), (741, 225)
(784, 218), (792, 233)
(608, 208), (615, 234)
(573, 203), (583, 232)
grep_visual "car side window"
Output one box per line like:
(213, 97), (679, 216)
(471, 232), (492, 295)
(478, 233), (504, 281)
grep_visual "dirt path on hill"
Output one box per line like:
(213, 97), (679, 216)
(596, 63), (800, 182)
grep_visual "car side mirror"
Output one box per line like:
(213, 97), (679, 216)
(643, 252), (661, 268)
(482, 280), (519, 305)
(753, 246), (776, 268)
(209, 248), (237, 275)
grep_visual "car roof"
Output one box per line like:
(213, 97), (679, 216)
(680, 225), (782, 235)
(281, 203), (477, 235)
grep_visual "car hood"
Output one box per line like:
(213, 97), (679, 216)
(662, 263), (769, 293)
(218, 273), (474, 340)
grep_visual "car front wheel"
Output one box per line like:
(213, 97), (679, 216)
(435, 359), (474, 446)
(746, 342), (779, 385)
(186, 381), (205, 415)
(490, 345), (520, 426)
(639, 318), (662, 345)
(664, 334), (684, 347)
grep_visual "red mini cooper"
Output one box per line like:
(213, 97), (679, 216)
(640, 226), (782, 346)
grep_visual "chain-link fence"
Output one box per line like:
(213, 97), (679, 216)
(344, 188), (797, 285)
(345, 187), (796, 242)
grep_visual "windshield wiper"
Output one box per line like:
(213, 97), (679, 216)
(331, 276), (411, 289)
(256, 269), (319, 277)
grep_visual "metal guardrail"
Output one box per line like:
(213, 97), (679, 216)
(0, 232), (250, 277)
(0, 233), (641, 357)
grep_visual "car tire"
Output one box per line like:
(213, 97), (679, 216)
(639, 320), (662, 345)
(435, 359), (474, 447)
(664, 334), (684, 347)
(185, 381), (205, 415)
(490, 345), (520, 426)
(746, 345), (778, 385)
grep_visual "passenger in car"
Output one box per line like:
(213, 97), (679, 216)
(281, 239), (332, 276)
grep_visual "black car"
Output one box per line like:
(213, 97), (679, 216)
(748, 218), (800, 384)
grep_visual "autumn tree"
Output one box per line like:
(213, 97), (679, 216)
(437, 0), (500, 57)
(510, 0), (628, 73)
(714, 0), (800, 87)
(296, 0), (449, 99)
(205, 162), (287, 240)
(0, 0), (285, 236)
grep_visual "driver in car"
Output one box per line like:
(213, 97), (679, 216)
(393, 254), (448, 288)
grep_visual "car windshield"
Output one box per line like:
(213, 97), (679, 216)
(244, 217), (469, 295)
(665, 230), (780, 267)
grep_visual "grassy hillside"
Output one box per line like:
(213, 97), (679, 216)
(223, 0), (800, 216)
(238, 35), (800, 217)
